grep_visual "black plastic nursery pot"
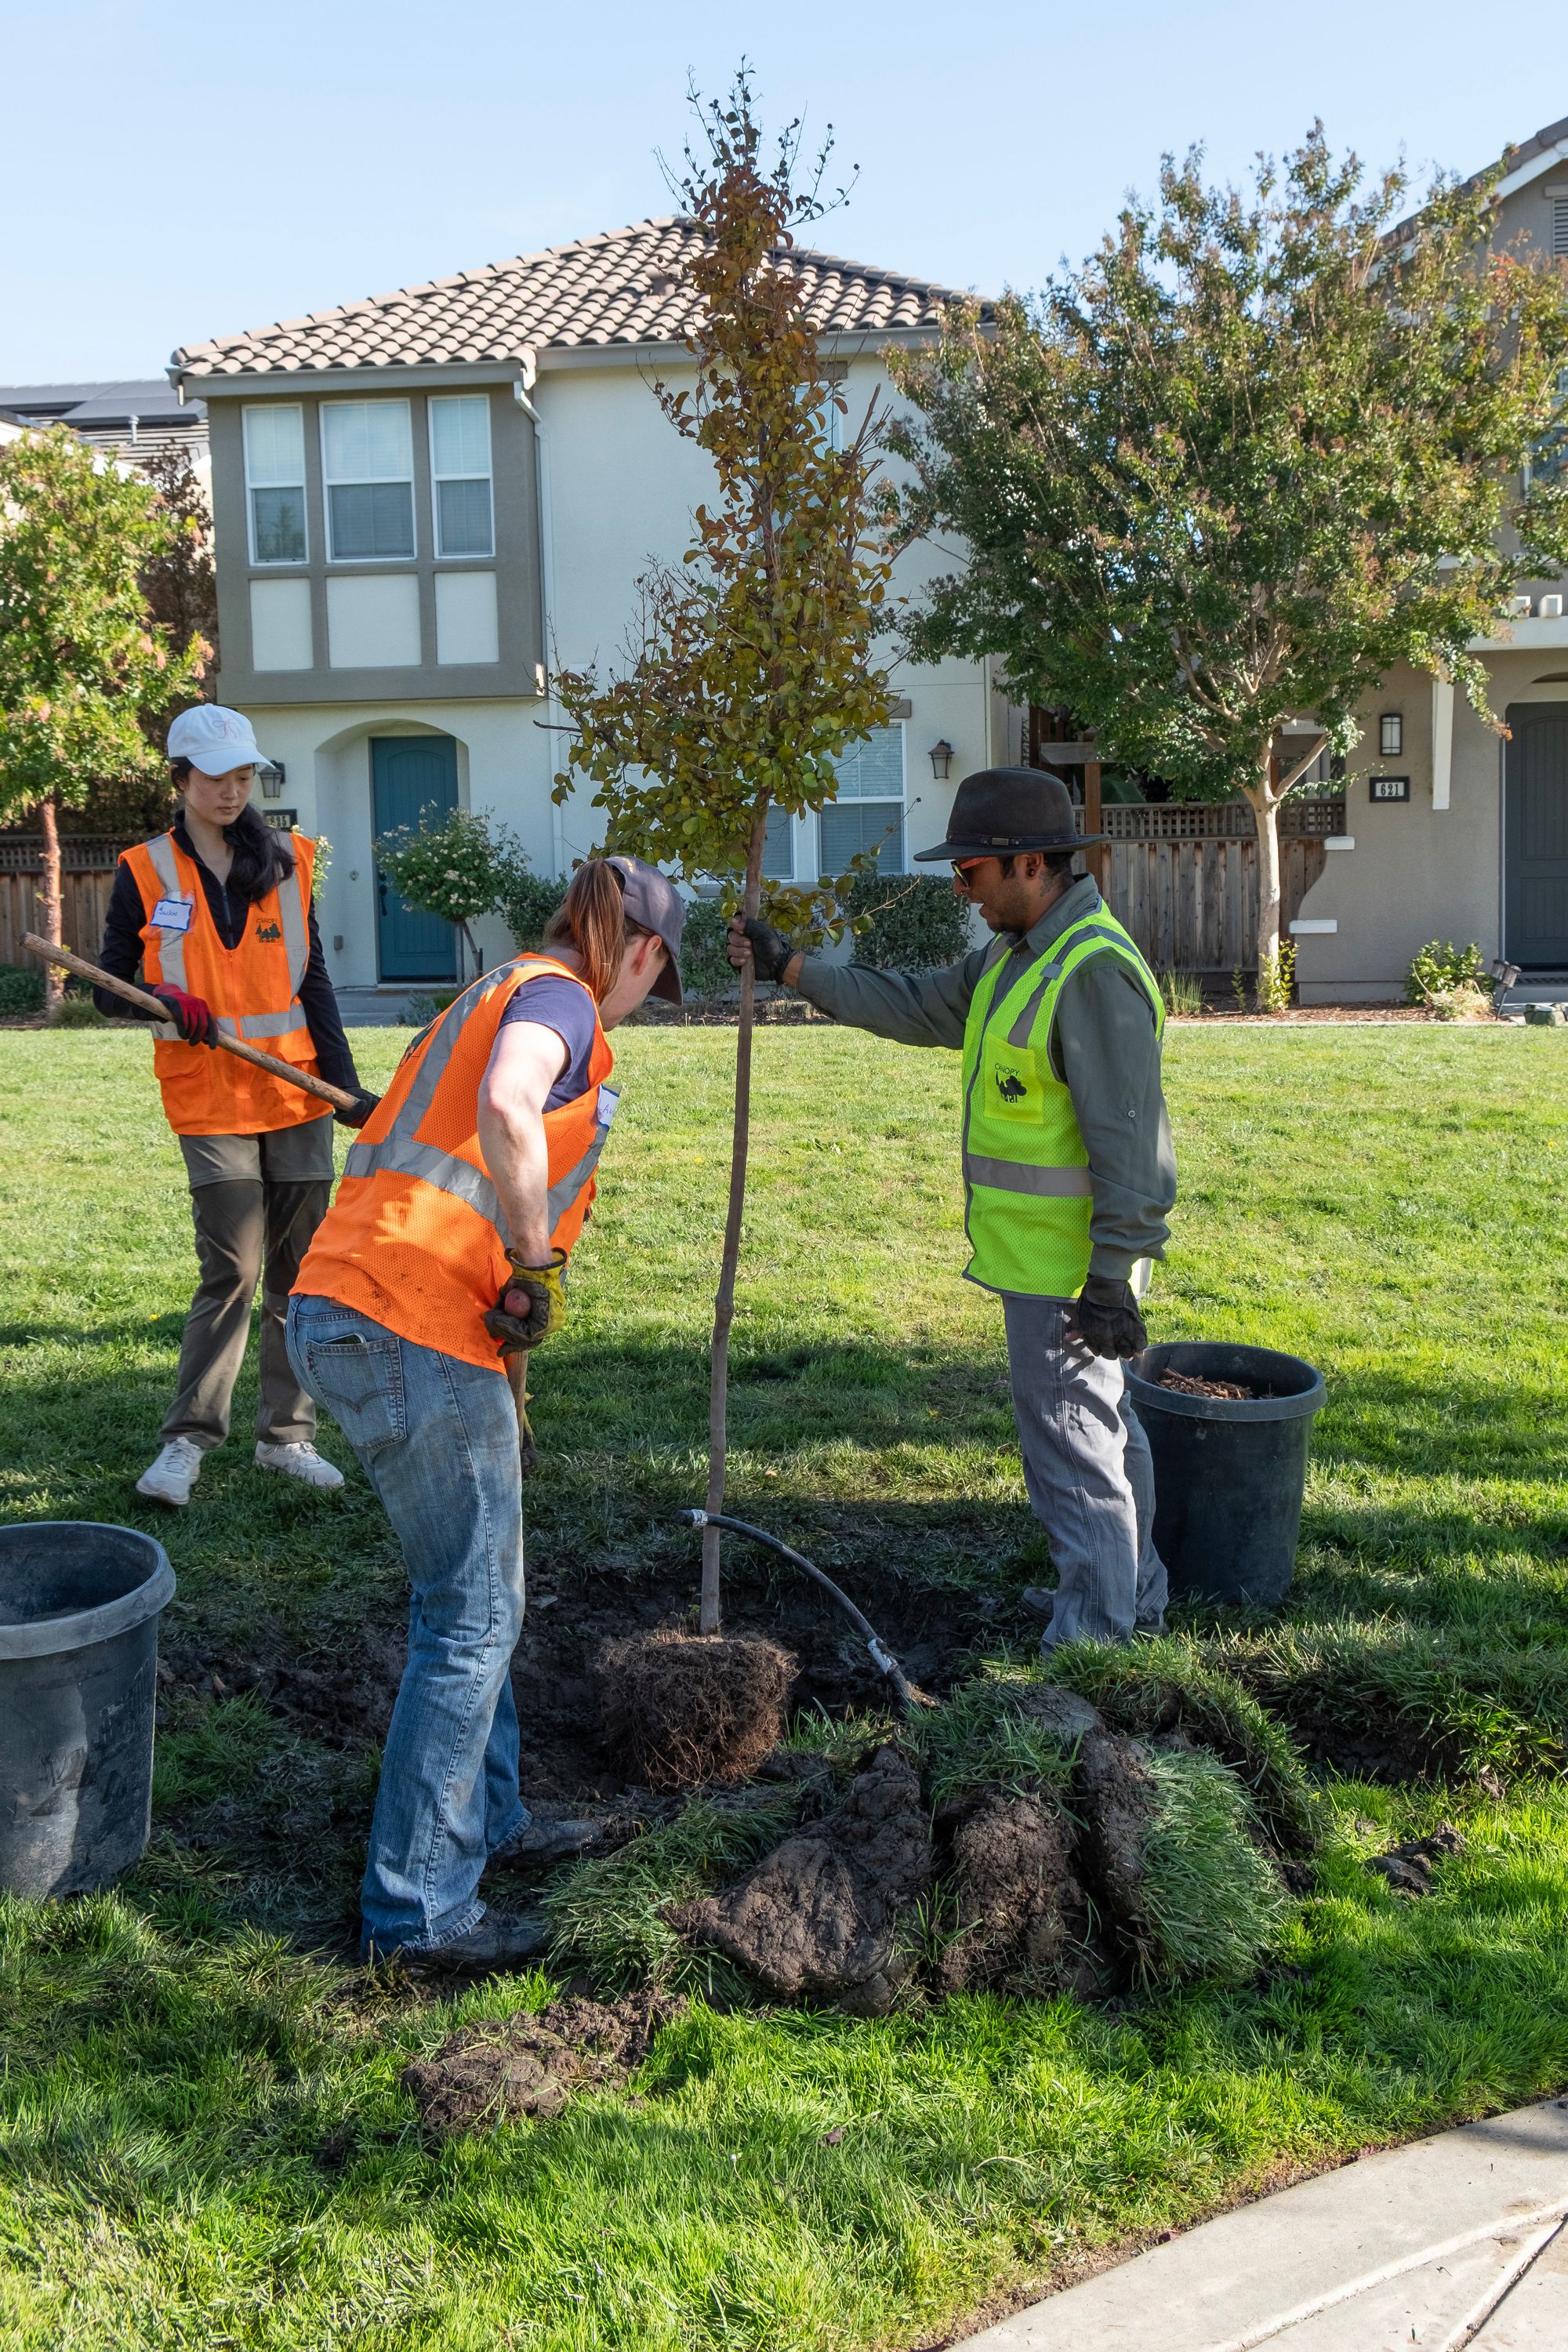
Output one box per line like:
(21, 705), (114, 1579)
(0, 1523), (176, 1898)
(1124, 1342), (1327, 1610)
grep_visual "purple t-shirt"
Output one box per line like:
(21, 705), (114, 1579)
(499, 975), (597, 1109)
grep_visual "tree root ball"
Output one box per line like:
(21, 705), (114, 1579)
(598, 1628), (797, 1790)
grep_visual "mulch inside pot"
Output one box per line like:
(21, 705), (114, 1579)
(1157, 1370), (1270, 1400)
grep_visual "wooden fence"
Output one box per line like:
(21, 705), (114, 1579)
(0, 837), (125, 972)
(1094, 802), (1340, 974)
(1, 803), (1345, 986)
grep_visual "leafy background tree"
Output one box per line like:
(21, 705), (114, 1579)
(889, 130), (1568, 983)
(0, 428), (207, 1003)
(556, 71), (895, 1630)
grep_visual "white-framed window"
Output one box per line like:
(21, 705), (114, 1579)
(321, 399), (416, 561)
(243, 404), (307, 565)
(760, 804), (794, 879)
(429, 394), (495, 557)
(1554, 195), (1568, 257)
(819, 724), (906, 872)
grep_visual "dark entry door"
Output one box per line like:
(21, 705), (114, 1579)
(371, 735), (459, 981)
(1506, 706), (1568, 968)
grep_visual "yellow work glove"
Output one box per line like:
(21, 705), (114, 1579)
(483, 1247), (568, 1353)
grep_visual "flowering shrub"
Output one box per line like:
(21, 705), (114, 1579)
(374, 806), (511, 929)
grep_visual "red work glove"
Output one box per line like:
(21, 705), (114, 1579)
(150, 984), (217, 1047)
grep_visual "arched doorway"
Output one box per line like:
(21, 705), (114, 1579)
(371, 733), (458, 981)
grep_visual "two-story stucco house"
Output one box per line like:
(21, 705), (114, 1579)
(169, 220), (1006, 1014)
(1291, 113), (1568, 1003)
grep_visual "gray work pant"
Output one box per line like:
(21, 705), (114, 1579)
(1000, 1292), (1168, 1646)
(163, 1124), (334, 1450)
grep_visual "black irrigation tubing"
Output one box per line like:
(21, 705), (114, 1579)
(674, 1508), (933, 1718)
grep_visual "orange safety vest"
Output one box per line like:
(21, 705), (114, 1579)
(121, 829), (327, 1137)
(293, 954), (617, 1372)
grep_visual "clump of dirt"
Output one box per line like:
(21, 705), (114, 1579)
(935, 1788), (1086, 1994)
(671, 1745), (931, 2013)
(599, 1628), (798, 1790)
(1072, 1726), (1160, 1956)
(402, 1991), (685, 2135)
(1366, 1820), (1466, 1897)
(1156, 1371), (1269, 1400)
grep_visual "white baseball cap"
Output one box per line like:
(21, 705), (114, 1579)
(166, 704), (267, 776)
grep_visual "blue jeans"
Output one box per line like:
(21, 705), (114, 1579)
(285, 1294), (529, 1954)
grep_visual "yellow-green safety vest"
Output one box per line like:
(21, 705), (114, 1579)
(960, 906), (1164, 1297)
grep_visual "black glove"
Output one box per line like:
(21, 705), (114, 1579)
(332, 1088), (381, 1130)
(149, 983), (217, 1047)
(1066, 1276), (1149, 1360)
(726, 916), (795, 984)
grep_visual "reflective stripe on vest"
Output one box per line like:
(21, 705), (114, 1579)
(344, 957), (616, 1247)
(143, 832), (311, 1046)
(960, 907), (1164, 1293)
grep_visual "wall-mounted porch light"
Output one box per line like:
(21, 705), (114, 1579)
(259, 760), (286, 800)
(1378, 713), (1403, 757)
(929, 739), (954, 781)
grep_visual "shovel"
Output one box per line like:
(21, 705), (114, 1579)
(24, 934), (361, 1113)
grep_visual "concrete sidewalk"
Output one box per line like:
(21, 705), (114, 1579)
(956, 2096), (1568, 2351)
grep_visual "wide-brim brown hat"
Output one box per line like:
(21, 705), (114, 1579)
(913, 767), (1106, 860)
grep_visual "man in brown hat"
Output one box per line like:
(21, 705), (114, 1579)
(728, 768), (1176, 1648)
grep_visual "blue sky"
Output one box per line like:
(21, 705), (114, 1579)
(0, 0), (1541, 383)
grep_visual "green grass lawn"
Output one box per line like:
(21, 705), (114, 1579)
(2, 1020), (1566, 2351)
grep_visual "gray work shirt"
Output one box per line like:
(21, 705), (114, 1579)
(793, 876), (1177, 1287)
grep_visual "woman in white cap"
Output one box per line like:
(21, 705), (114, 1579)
(95, 703), (378, 1507)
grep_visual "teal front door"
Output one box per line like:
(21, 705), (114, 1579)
(372, 735), (459, 982)
(1506, 706), (1568, 969)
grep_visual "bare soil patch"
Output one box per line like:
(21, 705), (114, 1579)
(155, 1554), (994, 1849)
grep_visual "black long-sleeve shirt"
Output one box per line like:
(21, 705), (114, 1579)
(96, 819), (361, 1095)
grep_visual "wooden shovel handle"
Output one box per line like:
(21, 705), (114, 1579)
(22, 932), (360, 1114)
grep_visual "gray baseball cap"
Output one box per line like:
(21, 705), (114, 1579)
(606, 855), (687, 1004)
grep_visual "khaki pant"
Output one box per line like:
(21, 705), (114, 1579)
(164, 1121), (334, 1450)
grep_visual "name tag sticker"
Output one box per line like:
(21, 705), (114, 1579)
(150, 895), (194, 934)
(596, 1085), (621, 1127)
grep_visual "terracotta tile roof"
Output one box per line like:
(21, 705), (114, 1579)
(171, 216), (989, 381)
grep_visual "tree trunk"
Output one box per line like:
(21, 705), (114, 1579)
(38, 798), (64, 1011)
(1243, 766), (1283, 990)
(699, 796), (770, 1635)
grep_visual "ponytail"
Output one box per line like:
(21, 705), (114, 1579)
(543, 860), (653, 1001)
(168, 757), (296, 906)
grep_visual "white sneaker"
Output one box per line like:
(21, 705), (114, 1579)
(254, 1440), (345, 1491)
(136, 1436), (205, 1507)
